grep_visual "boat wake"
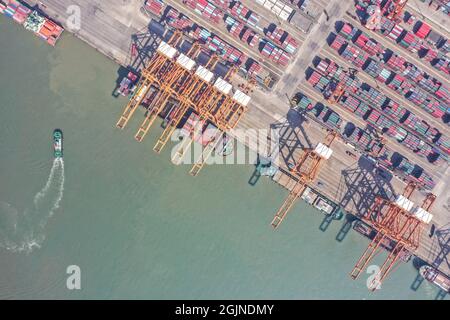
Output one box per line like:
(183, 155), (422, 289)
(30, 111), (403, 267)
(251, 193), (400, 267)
(0, 158), (65, 253)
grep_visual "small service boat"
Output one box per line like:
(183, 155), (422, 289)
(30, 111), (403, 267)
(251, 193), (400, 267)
(53, 129), (63, 158)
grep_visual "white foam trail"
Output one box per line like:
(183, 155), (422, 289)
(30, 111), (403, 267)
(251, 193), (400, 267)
(33, 158), (60, 206)
(0, 158), (65, 253)
(46, 159), (64, 218)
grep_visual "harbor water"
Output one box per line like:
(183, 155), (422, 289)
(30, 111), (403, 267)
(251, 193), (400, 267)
(0, 16), (446, 299)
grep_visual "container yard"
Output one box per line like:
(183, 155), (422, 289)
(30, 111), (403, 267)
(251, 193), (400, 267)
(9, 0), (450, 294)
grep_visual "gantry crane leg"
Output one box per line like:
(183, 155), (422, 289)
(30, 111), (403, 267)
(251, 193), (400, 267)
(153, 103), (190, 153)
(135, 60), (198, 142)
(134, 92), (172, 142)
(224, 105), (246, 129)
(271, 182), (307, 229)
(171, 121), (204, 166)
(116, 52), (170, 129)
(153, 85), (207, 152)
(368, 243), (404, 290)
(350, 232), (385, 280)
(116, 78), (153, 129)
(189, 131), (223, 177)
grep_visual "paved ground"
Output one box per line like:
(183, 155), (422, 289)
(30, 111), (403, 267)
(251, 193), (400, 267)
(32, 0), (148, 65)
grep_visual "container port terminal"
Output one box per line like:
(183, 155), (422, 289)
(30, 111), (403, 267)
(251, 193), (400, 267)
(4, 0), (449, 291)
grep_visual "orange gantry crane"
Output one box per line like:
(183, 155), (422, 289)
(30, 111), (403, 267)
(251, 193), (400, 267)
(196, 65), (239, 121)
(214, 79), (255, 130)
(116, 32), (250, 173)
(365, 5), (382, 31)
(326, 83), (345, 104)
(271, 131), (337, 229)
(171, 65), (248, 171)
(325, 67), (357, 104)
(170, 60), (236, 166)
(116, 31), (183, 129)
(188, 68), (251, 177)
(383, 0), (408, 21)
(134, 42), (203, 142)
(153, 55), (221, 154)
(350, 181), (435, 290)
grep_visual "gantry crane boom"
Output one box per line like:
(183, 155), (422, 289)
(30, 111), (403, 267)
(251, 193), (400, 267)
(351, 182), (436, 289)
(153, 56), (221, 153)
(116, 31), (250, 176)
(116, 57), (168, 129)
(215, 80), (255, 130)
(189, 128), (222, 177)
(173, 65), (238, 171)
(196, 66), (238, 120)
(349, 231), (387, 279)
(271, 131), (337, 229)
(116, 31), (183, 129)
(188, 67), (249, 177)
(383, 0), (408, 21)
(171, 116), (205, 165)
(270, 181), (308, 228)
(169, 57), (229, 164)
(350, 182), (418, 280)
(134, 43), (203, 142)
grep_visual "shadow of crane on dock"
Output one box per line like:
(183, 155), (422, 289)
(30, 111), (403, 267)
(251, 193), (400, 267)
(432, 225), (450, 271)
(112, 19), (170, 98)
(269, 109), (313, 170)
(333, 156), (396, 242)
(319, 160), (357, 233)
(426, 224), (450, 298)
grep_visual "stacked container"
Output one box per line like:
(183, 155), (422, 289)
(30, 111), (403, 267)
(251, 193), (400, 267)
(266, 26), (299, 54)
(387, 24), (404, 42)
(189, 25), (211, 41)
(12, 2), (29, 24)
(144, 0), (165, 16)
(225, 16), (245, 38)
(338, 22), (357, 40)
(183, 0), (223, 24)
(330, 34), (346, 51)
(340, 43), (369, 68)
(260, 40), (290, 66)
(229, 1), (260, 28)
(210, 0), (232, 10)
(166, 8), (193, 30)
(380, 17), (395, 35)
(385, 53), (406, 71)
(356, 85), (388, 109)
(353, 33), (383, 55)
(339, 93), (360, 112)
(414, 21), (431, 39)
(206, 35), (245, 64)
(295, 95), (313, 111)
(307, 71), (330, 92)
(315, 58), (360, 92)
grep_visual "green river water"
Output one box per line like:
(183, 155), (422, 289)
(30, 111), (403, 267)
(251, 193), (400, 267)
(0, 16), (445, 299)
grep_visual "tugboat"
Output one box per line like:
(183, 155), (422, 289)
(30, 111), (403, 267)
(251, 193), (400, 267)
(53, 129), (63, 158)
(420, 265), (450, 293)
